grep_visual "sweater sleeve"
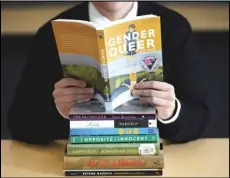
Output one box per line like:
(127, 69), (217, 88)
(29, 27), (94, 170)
(158, 14), (209, 143)
(7, 23), (69, 145)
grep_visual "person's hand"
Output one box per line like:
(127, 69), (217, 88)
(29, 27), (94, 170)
(53, 78), (94, 118)
(132, 81), (176, 120)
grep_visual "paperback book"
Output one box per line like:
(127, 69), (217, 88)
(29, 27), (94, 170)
(52, 14), (163, 111)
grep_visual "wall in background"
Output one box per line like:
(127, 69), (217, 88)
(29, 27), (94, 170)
(1, 2), (229, 35)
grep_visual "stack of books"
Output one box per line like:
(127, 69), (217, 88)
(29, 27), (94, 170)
(51, 14), (165, 176)
(64, 100), (164, 177)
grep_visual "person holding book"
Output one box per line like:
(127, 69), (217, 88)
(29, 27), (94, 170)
(8, 2), (209, 144)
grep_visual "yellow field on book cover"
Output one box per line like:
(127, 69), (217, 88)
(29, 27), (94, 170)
(52, 15), (163, 111)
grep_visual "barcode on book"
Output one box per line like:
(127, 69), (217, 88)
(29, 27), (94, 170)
(139, 144), (156, 155)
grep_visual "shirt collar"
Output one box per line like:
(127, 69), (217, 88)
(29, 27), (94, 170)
(89, 2), (138, 28)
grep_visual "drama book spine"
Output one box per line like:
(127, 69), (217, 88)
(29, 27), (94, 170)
(69, 114), (156, 120)
(97, 30), (111, 103)
(69, 134), (158, 144)
(67, 143), (159, 156)
(69, 119), (157, 129)
(70, 127), (158, 136)
(64, 169), (163, 176)
(64, 155), (164, 170)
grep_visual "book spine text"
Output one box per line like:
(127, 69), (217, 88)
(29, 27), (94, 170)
(69, 114), (156, 120)
(64, 155), (164, 169)
(70, 127), (157, 136)
(70, 135), (158, 144)
(67, 143), (159, 156)
(70, 119), (157, 129)
(97, 30), (111, 102)
(64, 169), (163, 176)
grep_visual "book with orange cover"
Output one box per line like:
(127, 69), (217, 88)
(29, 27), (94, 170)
(51, 15), (163, 111)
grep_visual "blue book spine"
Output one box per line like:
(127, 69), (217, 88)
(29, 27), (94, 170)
(70, 127), (157, 136)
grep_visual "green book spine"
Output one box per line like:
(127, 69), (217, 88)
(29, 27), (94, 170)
(70, 134), (157, 144)
(67, 143), (160, 156)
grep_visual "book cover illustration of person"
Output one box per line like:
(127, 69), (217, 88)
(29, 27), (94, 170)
(121, 24), (147, 91)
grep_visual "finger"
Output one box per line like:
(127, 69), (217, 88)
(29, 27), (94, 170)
(54, 78), (86, 88)
(139, 96), (174, 107)
(135, 81), (174, 91)
(57, 102), (74, 117)
(53, 87), (94, 97)
(57, 102), (74, 111)
(154, 106), (175, 120)
(132, 89), (175, 100)
(54, 94), (94, 104)
(76, 98), (91, 103)
(58, 102), (74, 107)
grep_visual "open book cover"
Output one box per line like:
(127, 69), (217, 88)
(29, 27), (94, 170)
(51, 15), (163, 111)
(69, 99), (156, 115)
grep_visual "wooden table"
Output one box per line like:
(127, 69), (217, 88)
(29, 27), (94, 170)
(1, 139), (229, 177)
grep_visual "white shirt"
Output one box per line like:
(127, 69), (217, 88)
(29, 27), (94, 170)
(57, 2), (182, 124)
(89, 2), (138, 28)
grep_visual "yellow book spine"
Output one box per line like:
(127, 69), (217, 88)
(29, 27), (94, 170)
(96, 30), (111, 102)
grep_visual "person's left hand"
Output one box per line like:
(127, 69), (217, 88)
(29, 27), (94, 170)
(132, 81), (176, 120)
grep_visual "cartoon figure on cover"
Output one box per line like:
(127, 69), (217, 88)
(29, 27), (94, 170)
(122, 24), (146, 90)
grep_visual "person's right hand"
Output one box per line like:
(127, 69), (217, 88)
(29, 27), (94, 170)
(53, 78), (94, 118)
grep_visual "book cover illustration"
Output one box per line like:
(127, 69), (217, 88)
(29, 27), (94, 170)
(52, 15), (163, 111)
(69, 99), (156, 115)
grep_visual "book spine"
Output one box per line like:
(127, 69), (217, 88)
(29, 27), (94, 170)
(64, 169), (163, 176)
(70, 119), (157, 129)
(69, 135), (158, 144)
(69, 114), (156, 120)
(64, 155), (164, 170)
(68, 142), (162, 148)
(67, 143), (159, 156)
(70, 127), (157, 136)
(97, 30), (111, 103)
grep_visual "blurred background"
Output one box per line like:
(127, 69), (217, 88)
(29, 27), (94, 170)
(1, 2), (229, 138)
